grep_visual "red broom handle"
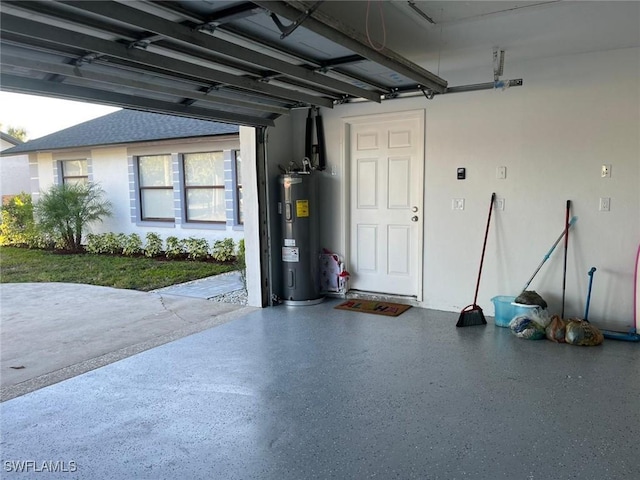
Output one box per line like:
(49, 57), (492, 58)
(473, 193), (496, 305)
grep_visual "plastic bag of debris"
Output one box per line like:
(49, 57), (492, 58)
(545, 315), (567, 343)
(509, 315), (546, 340)
(531, 308), (551, 328)
(565, 319), (604, 346)
(515, 290), (548, 309)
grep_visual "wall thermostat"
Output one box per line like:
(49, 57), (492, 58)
(457, 167), (466, 180)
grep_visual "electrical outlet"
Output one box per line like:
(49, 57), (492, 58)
(599, 197), (610, 211)
(601, 164), (611, 178)
(496, 166), (507, 179)
(452, 198), (465, 210)
(496, 198), (505, 210)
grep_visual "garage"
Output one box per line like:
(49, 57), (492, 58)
(1, 1), (639, 478)
(2, 1), (638, 328)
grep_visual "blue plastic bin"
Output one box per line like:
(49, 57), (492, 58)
(512, 302), (542, 318)
(491, 296), (517, 328)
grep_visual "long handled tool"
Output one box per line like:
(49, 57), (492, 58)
(561, 200), (571, 318)
(520, 216), (577, 293)
(457, 193), (496, 327)
(584, 267), (596, 321)
(564, 267), (606, 346)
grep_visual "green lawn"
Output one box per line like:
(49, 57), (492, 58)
(0, 247), (237, 291)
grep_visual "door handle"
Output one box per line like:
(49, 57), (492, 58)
(411, 216), (419, 222)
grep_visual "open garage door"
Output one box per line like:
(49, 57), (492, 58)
(0, 1), (446, 126)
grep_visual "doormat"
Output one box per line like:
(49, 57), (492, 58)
(334, 300), (412, 317)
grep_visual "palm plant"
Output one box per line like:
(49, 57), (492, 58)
(34, 182), (112, 252)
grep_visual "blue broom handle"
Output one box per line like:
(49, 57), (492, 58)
(585, 267), (597, 320)
(521, 216), (578, 292)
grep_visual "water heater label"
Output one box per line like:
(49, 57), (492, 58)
(284, 238), (296, 247)
(282, 247), (299, 262)
(296, 199), (309, 217)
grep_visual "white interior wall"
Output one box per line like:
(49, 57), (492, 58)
(294, 47), (639, 330)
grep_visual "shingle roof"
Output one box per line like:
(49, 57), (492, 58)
(1, 109), (239, 155)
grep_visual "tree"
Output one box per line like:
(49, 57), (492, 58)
(34, 183), (112, 251)
(7, 126), (28, 142)
(0, 124), (28, 142)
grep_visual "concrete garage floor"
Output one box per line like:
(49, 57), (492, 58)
(1, 298), (639, 479)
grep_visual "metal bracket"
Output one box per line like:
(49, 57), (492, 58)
(419, 86), (435, 100)
(128, 40), (150, 50)
(383, 88), (399, 100)
(269, 1), (324, 39)
(195, 22), (217, 35)
(333, 95), (349, 105)
(271, 293), (282, 305)
(74, 53), (101, 67)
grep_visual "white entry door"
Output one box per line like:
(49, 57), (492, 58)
(348, 111), (424, 298)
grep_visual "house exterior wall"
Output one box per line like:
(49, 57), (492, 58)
(32, 152), (54, 204)
(91, 146), (129, 234)
(31, 135), (243, 245)
(279, 47), (639, 330)
(0, 138), (30, 202)
(0, 153), (30, 202)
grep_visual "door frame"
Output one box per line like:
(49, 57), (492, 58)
(341, 109), (425, 301)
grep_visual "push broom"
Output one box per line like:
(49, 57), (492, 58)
(457, 193), (495, 327)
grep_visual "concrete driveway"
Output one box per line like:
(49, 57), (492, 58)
(0, 282), (255, 401)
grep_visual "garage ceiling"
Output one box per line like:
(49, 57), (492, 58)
(326, 1), (640, 83)
(2, 1), (638, 128)
(0, 0), (448, 127)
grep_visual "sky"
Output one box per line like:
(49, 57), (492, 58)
(0, 92), (121, 140)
